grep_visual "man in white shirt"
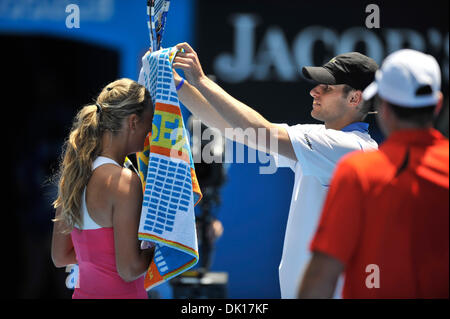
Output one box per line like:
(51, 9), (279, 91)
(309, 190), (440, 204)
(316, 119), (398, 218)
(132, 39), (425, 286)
(172, 43), (379, 298)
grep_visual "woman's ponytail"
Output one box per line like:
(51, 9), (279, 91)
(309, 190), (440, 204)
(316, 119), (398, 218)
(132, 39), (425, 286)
(53, 104), (103, 233)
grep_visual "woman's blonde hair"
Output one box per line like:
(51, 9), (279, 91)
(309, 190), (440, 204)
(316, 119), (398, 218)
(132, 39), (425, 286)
(53, 78), (152, 233)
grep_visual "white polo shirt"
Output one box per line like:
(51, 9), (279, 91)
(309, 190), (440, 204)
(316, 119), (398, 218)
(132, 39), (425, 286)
(273, 122), (378, 299)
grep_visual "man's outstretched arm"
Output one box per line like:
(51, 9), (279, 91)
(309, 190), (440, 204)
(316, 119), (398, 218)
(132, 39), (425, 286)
(173, 70), (231, 135)
(173, 42), (296, 160)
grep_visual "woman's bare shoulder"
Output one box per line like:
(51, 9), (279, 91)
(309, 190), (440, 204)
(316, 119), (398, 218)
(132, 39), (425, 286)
(105, 165), (141, 200)
(91, 164), (141, 200)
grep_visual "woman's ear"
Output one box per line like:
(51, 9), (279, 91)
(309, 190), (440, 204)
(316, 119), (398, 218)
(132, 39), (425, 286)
(128, 114), (139, 132)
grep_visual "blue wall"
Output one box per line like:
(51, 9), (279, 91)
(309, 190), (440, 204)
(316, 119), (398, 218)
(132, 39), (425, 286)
(0, 0), (194, 79)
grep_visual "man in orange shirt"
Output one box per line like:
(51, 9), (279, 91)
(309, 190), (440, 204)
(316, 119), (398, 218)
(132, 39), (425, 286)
(298, 49), (449, 299)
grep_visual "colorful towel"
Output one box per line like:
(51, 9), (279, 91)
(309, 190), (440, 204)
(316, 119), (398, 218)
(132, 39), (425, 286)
(137, 47), (202, 291)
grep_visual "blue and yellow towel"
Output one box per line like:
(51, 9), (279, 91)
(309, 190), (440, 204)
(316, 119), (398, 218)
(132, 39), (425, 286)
(137, 47), (202, 291)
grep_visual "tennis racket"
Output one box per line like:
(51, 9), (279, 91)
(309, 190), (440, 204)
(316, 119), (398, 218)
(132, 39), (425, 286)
(147, 0), (171, 52)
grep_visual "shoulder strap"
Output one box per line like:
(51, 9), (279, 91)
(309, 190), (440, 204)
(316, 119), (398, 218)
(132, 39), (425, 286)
(76, 156), (120, 230)
(92, 156), (121, 170)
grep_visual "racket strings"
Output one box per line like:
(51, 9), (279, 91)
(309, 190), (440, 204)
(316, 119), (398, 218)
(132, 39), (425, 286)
(147, 0), (171, 52)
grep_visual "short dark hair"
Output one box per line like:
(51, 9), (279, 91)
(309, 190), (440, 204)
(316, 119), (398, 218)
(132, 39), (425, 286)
(342, 85), (374, 116)
(342, 84), (355, 97)
(387, 102), (436, 126)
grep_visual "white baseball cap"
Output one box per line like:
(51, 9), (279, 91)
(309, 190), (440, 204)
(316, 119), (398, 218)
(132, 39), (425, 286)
(363, 49), (441, 108)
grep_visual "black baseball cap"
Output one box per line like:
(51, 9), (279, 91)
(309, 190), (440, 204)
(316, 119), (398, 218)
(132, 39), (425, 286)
(302, 52), (378, 91)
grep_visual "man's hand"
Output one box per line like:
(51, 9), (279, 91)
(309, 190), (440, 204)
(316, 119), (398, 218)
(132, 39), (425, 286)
(173, 42), (206, 87)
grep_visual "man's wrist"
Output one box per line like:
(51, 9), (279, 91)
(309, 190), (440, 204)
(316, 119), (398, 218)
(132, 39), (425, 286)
(196, 75), (210, 90)
(176, 78), (185, 91)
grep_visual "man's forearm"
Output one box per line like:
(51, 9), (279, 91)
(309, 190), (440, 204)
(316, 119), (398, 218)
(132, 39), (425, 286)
(177, 79), (231, 134)
(194, 75), (277, 152)
(173, 42), (284, 155)
(196, 76), (272, 132)
(177, 77), (276, 155)
(177, 75), (276, 153)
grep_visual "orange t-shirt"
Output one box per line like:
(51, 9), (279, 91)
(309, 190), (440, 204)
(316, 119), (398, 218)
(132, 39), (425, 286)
(311, 128), (449, 298)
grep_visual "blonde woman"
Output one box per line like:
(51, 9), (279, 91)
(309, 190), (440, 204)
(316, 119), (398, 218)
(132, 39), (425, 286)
(51, 78), (155, 299)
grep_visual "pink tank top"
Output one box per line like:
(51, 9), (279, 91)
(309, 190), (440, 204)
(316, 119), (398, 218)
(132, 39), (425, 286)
(70, 157), (147, 299)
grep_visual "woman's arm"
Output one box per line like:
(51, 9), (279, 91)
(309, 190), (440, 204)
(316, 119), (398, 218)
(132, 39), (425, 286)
(51, 207), (77, 268)
(112, 168), (155, 283)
